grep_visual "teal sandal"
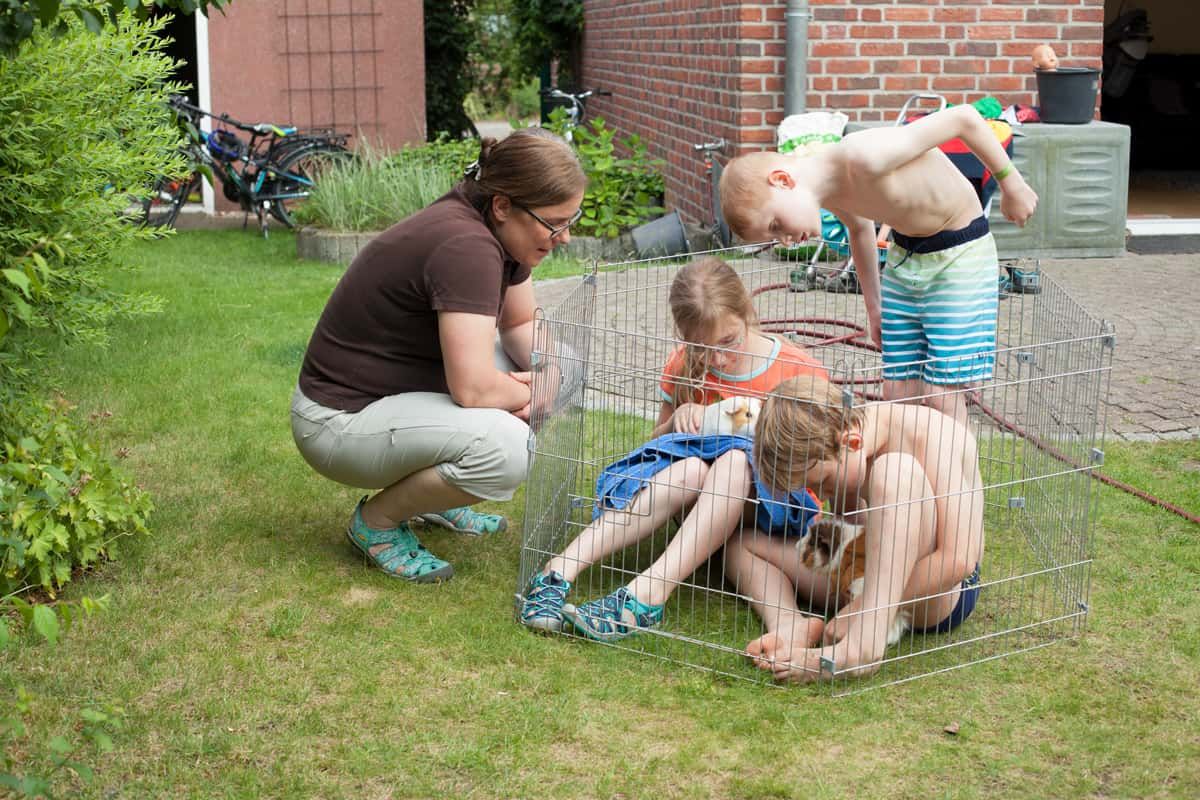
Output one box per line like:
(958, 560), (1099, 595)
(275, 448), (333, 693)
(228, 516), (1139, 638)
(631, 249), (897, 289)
(347, 498), (453, 583)
(563, 586), (664, 642)
(418, 506), (507, 536)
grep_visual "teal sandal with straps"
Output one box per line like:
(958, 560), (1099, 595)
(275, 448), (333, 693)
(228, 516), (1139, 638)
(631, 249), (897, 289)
(347, 498), (453, 583)
(417, 506), (507, 536)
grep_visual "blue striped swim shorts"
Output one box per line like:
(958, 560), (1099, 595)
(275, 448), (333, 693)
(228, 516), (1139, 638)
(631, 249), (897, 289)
(880, 217), (999, 385)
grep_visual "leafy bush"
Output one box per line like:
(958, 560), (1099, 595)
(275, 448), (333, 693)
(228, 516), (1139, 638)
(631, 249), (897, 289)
(1, 398), (152, 598)
(391, 135), (480, 178)
(0, 0), (226, 56)
(293, 141), (460, 232)
(0, 14), (174, 602)
(510, 76), (542, 119)
(424, 0), (476, 140)
(546, 109), (666, 239)
(508, 0), (584, 86)
(0, 13), (179, 381)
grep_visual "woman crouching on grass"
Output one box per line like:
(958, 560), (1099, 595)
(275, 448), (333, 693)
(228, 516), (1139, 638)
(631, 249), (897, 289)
(291, 128), (586, 582)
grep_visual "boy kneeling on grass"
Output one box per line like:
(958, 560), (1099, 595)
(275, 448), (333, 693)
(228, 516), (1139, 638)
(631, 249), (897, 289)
(728, 375), (985, 682)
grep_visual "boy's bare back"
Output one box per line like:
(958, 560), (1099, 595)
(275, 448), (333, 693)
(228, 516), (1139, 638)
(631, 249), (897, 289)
(824, 132), (982, 237)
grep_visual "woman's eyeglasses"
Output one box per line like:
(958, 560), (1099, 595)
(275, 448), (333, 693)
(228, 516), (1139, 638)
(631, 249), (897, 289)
(518, 203), (583, 238)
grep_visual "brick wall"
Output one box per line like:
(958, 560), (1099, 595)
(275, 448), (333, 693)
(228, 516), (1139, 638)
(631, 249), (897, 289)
(582, 0), (1104, 228)
(582, 1), (752, 228)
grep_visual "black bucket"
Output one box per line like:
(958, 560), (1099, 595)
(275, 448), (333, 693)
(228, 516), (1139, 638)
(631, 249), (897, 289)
(1036, 67), (1100, 124)
(631, 210), (691, 259)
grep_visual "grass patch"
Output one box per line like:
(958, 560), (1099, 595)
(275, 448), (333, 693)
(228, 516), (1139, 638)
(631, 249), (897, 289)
(2, 229), (1197, 798)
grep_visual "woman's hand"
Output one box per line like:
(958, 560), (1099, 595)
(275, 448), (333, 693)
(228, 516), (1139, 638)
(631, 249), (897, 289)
(510, 371), (532, 421)
(671, 403), (705, 434)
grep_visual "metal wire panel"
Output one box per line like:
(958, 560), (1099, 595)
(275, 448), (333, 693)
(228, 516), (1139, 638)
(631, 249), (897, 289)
(518, 243), (1111, 694)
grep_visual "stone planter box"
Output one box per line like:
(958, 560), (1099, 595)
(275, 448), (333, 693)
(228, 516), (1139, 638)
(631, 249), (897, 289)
(296, 226), (380, 264)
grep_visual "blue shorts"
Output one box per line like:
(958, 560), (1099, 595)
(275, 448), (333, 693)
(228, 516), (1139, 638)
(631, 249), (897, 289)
(913, 564), (981, 634)
(881, 216), (998, 386)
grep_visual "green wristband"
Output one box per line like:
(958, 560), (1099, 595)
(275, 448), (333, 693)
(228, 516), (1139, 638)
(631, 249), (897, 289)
(994, 162), (1014, 181)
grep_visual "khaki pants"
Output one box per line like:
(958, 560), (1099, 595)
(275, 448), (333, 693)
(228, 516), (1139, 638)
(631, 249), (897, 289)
(291, 342), (535, 500)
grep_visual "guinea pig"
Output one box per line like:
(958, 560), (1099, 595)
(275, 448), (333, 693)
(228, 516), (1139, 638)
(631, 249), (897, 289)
(1032, 44), (1059, 71)
(699, 396), (763, 439)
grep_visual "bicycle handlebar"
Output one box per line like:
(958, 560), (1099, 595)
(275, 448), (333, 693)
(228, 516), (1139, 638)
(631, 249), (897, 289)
(693, 139), (727, 153)
(541, 88), (613, 101)
(168, 95), (296, 137)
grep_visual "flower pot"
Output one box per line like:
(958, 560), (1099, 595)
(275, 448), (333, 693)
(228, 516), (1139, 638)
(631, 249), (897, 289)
(1036, 68), (1100, 124)
(631, 210), (691, 259)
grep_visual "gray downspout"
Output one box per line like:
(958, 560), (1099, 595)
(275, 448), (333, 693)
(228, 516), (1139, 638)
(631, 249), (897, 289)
(784, 0), (811, 115)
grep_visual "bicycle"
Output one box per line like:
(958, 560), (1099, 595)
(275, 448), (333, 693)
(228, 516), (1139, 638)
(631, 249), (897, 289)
(142, 96), (353, 237)
(693, 138), (731, 248)
(540, 87), (611, 141)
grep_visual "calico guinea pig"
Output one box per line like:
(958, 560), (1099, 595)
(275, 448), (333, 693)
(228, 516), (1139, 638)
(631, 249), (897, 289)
(699, 396), (763, 439)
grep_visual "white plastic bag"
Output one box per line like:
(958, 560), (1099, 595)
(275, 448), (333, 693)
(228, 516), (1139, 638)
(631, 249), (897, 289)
(777, 111), (848, 155)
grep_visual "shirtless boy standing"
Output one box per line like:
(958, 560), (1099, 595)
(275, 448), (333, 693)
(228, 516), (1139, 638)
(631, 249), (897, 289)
(720, 104), (1039, 427)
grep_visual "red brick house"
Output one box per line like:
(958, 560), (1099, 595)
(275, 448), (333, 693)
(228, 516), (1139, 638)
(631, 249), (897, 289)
(580, 0), (1199, 238)
(160, 0), (425, 215)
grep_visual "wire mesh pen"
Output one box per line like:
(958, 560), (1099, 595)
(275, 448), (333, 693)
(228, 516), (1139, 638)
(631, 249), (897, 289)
(517, 242), (1112, 694)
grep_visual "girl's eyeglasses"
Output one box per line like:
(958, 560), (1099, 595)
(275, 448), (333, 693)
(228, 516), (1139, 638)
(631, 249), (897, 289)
(518, 203), (583, 238)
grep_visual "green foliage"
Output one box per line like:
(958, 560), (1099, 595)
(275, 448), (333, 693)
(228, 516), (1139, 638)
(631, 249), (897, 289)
(0, 0), (227, 57)
(510, 75), (542, 119)
(0, 14), (168, 607)
(0, 12), (177, 394)
(291, 142), (458, 233)
(390, 134), (480, 178)
(508, 0), (583, 87)
(424, 0), (477, 141)
(1, 686), (124, 799)
(1, 397), (152, 598)
(546, 109), (666, 239)
(467, 0), (545, 123)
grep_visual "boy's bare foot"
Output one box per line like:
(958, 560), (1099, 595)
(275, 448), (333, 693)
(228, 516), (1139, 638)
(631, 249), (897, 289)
(767, 643), (886, 683)
(745, 614), (824, 670)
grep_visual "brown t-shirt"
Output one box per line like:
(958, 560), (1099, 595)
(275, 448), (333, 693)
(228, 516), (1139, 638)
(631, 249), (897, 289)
(298, 186), (531, 412)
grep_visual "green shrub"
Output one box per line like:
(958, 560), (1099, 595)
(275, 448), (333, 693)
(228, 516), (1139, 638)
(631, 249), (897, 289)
(293, 142), (459, 233)
(0, 13), (180, 380)
(1, 399), (152, 598)
(424, 0), (476, 139)
(390, 134), (481, 177)
(0, 13), (176, 601)
(509, 76), (542, 120)
(546, 110), (666, 239)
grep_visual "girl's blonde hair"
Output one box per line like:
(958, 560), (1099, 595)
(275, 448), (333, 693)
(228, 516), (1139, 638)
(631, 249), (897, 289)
(461, 127), (587, 215)
(754, 375), (866, 494)
(667, 257), (758, 405)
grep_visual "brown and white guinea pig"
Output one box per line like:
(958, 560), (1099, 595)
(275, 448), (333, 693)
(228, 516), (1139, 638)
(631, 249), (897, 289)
(1032, 44), (1059, 71)
(797, 516), (912, 647)
(699, 396), (763, 439)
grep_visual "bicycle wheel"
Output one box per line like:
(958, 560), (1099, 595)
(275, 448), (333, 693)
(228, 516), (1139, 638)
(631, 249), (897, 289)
(141, 173), (199, 228)
(265, 143), (354, 228)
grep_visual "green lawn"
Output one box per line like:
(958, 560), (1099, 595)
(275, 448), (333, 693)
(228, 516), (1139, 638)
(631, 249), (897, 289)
(3, 229), (1197, 799)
